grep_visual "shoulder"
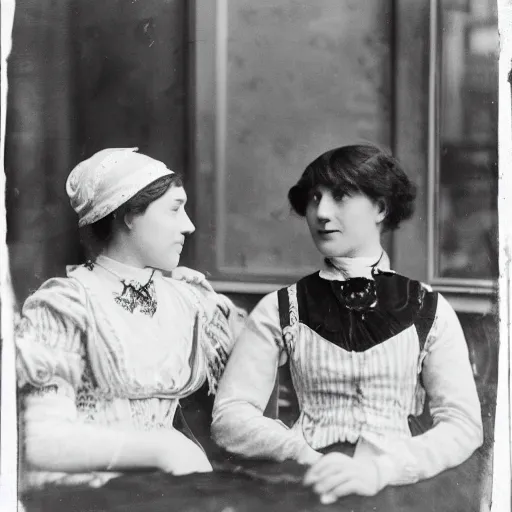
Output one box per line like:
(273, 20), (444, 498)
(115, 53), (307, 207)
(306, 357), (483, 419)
(420, 281), (433, 292)
(158, 273), (210, 310)
(16, 277), (88, 386)
(432, 292), (460, 324)
(244, 291), (280, 332)
(24, 276), (86, 309)
(166, 266), (213, 290)
(374, 271), (438, 302)
(279, 272), (324, 302)
(254, 290), (279, 314)
(162, 273), (248, 326)
(161, 268), (215, 302)
(21, 276), (88, 332)
(273, 272), (323, 309)
(296, 271), (323, 287)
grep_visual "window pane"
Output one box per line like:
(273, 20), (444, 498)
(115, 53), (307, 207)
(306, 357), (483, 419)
(438, 0), (498, 280)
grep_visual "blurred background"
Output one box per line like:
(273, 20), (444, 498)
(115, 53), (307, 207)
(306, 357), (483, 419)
(5, 0), (499, 480)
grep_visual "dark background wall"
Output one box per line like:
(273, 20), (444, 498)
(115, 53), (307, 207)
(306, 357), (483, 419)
(6, 0), (189, 302)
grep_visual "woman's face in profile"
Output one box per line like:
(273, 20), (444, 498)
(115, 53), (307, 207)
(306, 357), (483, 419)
(305, 185), (384, 258)
(127, 185), (195, 272)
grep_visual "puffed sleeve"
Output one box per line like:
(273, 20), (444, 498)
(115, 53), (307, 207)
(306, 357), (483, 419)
(16, 277), (88, 400)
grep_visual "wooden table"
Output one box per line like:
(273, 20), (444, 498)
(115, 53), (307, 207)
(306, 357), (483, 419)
(22, 445), (490, 512)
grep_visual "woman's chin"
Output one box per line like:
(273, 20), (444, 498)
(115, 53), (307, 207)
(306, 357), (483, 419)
(315, 243), (351, 259)
(149, 256), (180, 273)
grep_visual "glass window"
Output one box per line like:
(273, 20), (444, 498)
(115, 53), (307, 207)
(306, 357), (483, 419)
(436, 0), (498, 281)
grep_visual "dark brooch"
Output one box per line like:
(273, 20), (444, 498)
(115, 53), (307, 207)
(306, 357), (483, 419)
(84, 260), (95, 271)
(330, 277), (378, 312)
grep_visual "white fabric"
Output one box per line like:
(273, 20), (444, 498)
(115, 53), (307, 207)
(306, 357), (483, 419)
(66, 148), (174, 227)
(16, 256), (243, 487)
(17, 256), (205, 400)
(212, 258), (483, 489)
(283, 302), (421, 447)
(319, 250), (391, 281)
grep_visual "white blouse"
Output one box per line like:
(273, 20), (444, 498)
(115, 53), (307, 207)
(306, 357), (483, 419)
(212, 259), (483, 489)
(16, 256), (244, 487)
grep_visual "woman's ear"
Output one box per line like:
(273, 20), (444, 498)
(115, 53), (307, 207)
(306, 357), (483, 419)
(375, 199), (387, 224)
(123, 211), (135, 230)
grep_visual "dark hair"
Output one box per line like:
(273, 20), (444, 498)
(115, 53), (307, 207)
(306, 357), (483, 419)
(81, 173), (183, 258)
(288, 144), (416, 231)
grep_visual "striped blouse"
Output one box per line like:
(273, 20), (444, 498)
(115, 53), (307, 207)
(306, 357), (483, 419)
(212, 259), (483, 488)
(16, 255), (242, 487)
(281, 283), (425, 447)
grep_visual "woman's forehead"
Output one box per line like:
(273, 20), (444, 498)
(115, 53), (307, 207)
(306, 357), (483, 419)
(311, 184), (337, 195)
(163, 185), (187, 202)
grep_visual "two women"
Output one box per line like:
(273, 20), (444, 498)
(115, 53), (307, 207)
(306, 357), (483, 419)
(212, 144), (483, 503)
(16, 143), (483, 503)
(16, 148), (243, 487)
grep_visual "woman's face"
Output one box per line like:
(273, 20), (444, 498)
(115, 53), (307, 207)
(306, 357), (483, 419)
(127, 185), (195, 271)
(305, 186), (384, 258)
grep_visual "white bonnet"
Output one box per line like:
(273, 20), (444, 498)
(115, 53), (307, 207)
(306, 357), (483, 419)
(66, 147), (174, 227)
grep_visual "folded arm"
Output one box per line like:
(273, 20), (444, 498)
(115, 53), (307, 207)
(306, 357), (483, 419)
(373, 293), (483, 488)
(22, 385), (208, 474)
(212, 292), (320, 464)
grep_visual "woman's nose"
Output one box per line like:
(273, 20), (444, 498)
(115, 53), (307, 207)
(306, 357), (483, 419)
(316, 196), (334, 221)
(181, 211), (195, 235)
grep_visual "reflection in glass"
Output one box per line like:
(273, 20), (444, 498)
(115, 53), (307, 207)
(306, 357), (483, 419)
(437, 0), (498, 280)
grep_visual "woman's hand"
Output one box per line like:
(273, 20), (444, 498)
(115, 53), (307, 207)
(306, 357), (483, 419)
(155, 431), (213, 475)
(296, 444), (323, 466)
(171, 267), (214, 292)
(303, 452), (381, 504)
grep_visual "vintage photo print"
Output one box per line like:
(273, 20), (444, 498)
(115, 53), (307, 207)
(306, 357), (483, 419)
(1, 1), (511, 511)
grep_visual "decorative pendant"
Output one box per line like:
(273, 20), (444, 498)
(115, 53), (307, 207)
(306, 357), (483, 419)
(114, 273), (157, 317)
(331, 277), (378, 312)
(84, 260), (95, 271)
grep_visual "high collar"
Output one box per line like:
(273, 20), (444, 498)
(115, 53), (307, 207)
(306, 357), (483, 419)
(319, 251), (392, 281)
(293, 270), (432, 352)
(95, 254), (162, 283)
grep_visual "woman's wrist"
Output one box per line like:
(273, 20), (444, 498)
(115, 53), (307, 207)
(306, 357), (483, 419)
(296, 444), (323, 466)
(372, 454), (398, 490)
(152, 429), (212, 474)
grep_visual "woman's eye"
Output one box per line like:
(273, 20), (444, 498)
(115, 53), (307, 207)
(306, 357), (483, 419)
(333, 191), (348, 202)
(311, 192), (321, 203)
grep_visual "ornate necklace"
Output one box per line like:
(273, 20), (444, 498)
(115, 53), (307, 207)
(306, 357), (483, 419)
(330, 276), (377, 312)
(91, 260), (158, 317)
(327, 253), (385, 313)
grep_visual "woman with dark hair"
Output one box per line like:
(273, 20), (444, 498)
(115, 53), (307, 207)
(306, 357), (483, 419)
(16, 148), (244, 488)
(212, 144), (483, 503)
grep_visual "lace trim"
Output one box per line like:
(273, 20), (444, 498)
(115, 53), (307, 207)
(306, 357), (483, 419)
(282, 284), (298, 356)
(76, 366), (100, 421)
(129, 399), (177, 431)
(201, 306), (230, 393)
(25, 384), (59, 397)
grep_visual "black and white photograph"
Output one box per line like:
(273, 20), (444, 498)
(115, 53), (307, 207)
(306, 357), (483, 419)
(0, 0), (510, 511)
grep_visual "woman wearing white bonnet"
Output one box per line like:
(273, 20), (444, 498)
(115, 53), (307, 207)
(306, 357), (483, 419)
(16, 148), (244, 487)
